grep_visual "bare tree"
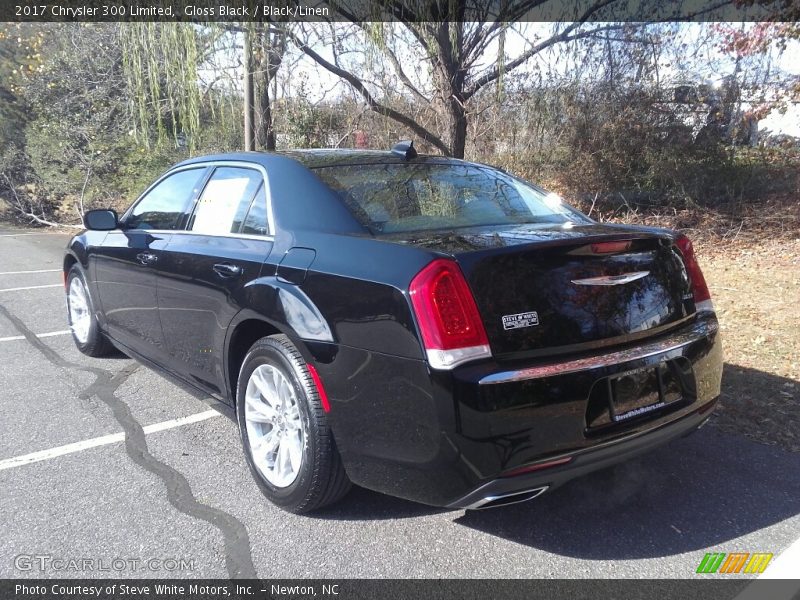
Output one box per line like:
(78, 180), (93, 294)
(287, 1), (637, 157)
(254, 25), (288, 151)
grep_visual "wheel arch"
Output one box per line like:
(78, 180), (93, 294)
(64, 235), (92, 285)
(225, 313), (318, 406)
(64, 247), (97, 313)
(63, 253), (79, 282)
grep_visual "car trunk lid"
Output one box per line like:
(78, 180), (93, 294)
(385, 223), (695, 361)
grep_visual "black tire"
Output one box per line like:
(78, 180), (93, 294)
(65, 265), (115, 357)
(236, 334), (351, 513)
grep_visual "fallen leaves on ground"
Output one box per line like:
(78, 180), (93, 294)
(698, 237), (799, 452)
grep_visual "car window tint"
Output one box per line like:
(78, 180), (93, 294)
(126, 168), (206, 231)
(190, 167), (262, 235)
(315, 164), (584, 234)
(241, 184), (268, 236)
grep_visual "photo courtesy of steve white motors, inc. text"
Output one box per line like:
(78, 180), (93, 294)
(14, 583), (341, 597)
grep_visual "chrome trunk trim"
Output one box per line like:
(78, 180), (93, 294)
(479, 316), (718, 385)
(571, 271), (650, 286)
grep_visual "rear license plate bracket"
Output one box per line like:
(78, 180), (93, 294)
(608, 363), (679, 422)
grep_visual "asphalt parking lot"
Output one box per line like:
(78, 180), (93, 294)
(0, 226), (798, 580)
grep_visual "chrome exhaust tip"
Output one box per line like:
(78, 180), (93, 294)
(465, 486), (549, 510)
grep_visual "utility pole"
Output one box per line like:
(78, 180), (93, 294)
(243, 28), (255, 151)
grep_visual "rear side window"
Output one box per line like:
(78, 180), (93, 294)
(189, 167), (263, 235)
(241, 185), (268, 236)
(126, 168), (206, 231)
(315, 163), (582, 234)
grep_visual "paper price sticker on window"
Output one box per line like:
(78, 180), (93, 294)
(192, 177), (251, 235)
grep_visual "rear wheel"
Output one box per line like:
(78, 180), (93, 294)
(66, 266), (114, 357)
(236, 334), (350, 513)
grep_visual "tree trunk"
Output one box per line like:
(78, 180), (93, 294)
(254, 28), (285, 152)
(243, 31), (255, 152)
(256, 73), (275, 151)
(447, 97), (468, 159)
(433, 70), (468, 158)
(432, 22), (468, 158)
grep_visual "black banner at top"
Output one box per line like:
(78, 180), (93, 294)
(1, 0), (797, 22)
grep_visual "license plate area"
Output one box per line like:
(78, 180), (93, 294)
(585, 358), (694, 431)
(609, 366), (665, 422)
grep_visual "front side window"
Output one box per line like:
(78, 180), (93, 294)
(315, 163), (584, 234)
(125, 168), (206, 231)
(189, 167), (263, 235)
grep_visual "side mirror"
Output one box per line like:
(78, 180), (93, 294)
(83, 209), (118, 231)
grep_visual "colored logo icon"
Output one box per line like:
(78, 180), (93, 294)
(696, 552), (773, 574)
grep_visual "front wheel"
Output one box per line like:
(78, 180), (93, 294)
(236, 334), (350, 513)
(66, 266), (114, 357)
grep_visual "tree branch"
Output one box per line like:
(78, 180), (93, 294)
(1, 174), (82, 229)
(380, 38), (431, 104)
(465, 0), (624, 99)
(76, 166), (91, 219)
(463, 0), (554, 61)
(286, 28), (451, 155)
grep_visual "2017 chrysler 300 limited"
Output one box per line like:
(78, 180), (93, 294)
(64, 141), (722, 513)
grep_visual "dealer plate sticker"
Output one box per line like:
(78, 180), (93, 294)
(502, 311), (539, 330)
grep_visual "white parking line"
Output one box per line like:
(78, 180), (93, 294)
(0, 269), (61, 275)
(734, 535), (800, 600)
(0, 330), (71, 343)
(0, 232), (61, 237)
(0, 410), (221, 471)
(759, 535), (800, 579)
(0, 284), (63, 293)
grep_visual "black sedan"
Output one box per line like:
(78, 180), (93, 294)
(63, 141), (722, 513)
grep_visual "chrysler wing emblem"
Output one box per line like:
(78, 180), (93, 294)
(571, 271), (650, 286)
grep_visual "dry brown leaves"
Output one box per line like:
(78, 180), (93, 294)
(608, 196), (800, 452)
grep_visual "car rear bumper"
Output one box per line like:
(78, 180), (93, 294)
(446, 398), (716, 509)
(322, 312), (722, 508)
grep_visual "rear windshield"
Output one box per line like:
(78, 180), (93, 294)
(314, 163), (582, 234)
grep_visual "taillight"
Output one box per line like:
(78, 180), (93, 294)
(675, 234), (713, 312)
(409, 259), (491, 369)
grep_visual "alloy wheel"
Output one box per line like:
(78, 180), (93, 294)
(244, 364), (305, 488)
(67, 276), (91, 344)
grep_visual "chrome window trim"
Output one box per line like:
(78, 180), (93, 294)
(139, 229), (275, 243)
(120, 160), (276, 238)
(479, 315), (718, 385)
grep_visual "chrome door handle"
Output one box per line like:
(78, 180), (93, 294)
(213, 263), (242, 277)
(136, 252), (158, 265)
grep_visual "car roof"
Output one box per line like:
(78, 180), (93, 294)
(174, 149), (471, 170)
(279, 149), (470, 168)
